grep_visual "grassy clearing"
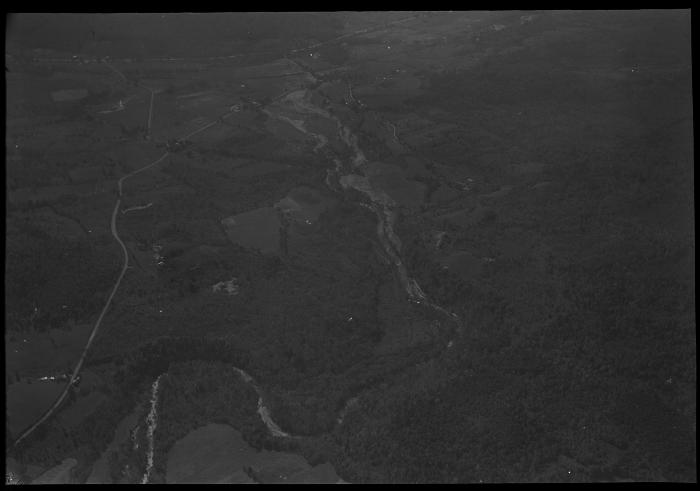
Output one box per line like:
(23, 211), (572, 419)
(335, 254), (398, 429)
(7, 381), (65, 438)
(6, 323), (92, 377)
(166, 423), (341, 484)
(31, 458), (78, 484)
(222, 207), (281, 255)
(276, 186), (335, 224)
(165, 424), (256, 483)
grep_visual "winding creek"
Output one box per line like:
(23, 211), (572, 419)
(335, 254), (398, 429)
(139, 367), (294, 484)
(233, 367), (291, 438)
(271, 89), (462, 332)
(140, 375), (162, 484)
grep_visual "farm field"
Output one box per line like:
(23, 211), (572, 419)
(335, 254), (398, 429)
(165, 424), (341, 484)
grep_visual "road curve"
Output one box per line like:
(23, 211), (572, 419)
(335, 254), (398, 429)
(135, 83), (157, 136)
(12, 198), (126, 446)
(117, 152), (170, 197)
(12, 151), (170, 448)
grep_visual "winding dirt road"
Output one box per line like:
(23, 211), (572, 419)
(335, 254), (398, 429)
(13, 60), (263, 450)
(11, 66), (169, 449)
(12, 150), (171, 448)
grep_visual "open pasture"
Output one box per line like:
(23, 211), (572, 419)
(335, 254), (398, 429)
(166, 424), (341, 484)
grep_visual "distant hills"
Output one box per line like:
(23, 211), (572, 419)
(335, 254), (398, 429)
(6, 13), (345, 59)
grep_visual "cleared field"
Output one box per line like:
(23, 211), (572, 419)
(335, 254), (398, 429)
(56, 391), (106, 429)
(318, 80), (347, 103)
(175, 90), (231, 108)
(371, 175), (425, 209)
(275, 186), (334, 225)
(264, 116), (309, 142)
(234, 58), (302, 78)
(8, 183), (96, 206)
(365, 162), (425, 209)
(6, 323), (93, 377)
(31, 458), (78, 484)
(11, 207), (87, 241)
(86, 404), (143, 484)
(166, 423), (341, 484)
(304, 113), (339, 139)
(7, 362), (104, 439)
(165, 423), (255, 483)
(221, 207), (281, 255)
(7, 381), (65, 438)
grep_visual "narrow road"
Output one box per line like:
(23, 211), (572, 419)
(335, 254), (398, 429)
(12, 197), (127, 446)
(145, 86), (155, 135)
(104, 60), (156, 136)
(177, 110), (236, 141)
(12, 63), (168, 448)
(12, 65), (236, 448)
(117, 152), (170, 197)
(12, 150), (170, 448)
(122, 202), (153, 214)
(103, 60), (127, 82)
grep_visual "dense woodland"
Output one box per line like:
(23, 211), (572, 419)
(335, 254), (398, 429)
(334, 11), (695, 482)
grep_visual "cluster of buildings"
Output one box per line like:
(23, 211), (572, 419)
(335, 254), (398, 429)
(212, 278), (240, 296)
(152, 244), (165, 267)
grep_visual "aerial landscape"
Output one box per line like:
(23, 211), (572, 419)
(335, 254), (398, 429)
(4, 11), (695, 483)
